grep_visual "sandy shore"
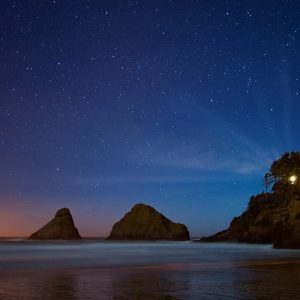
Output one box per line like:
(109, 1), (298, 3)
(1, 258), (300, 299)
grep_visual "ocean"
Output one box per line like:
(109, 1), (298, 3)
(0, 239), (300, 299)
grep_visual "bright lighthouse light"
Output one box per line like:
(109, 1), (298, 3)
(289, 175), (297, 184)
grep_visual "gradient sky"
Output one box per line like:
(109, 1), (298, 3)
(0, 0), (299, 237)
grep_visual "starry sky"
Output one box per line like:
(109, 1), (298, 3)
(0, 0), (300, 237)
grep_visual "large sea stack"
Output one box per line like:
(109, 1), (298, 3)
(29, 208), (82, 240)
(201, 152), (300, 248)
(107, 203), (190, 241)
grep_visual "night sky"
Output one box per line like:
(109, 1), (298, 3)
(1, 0), (300, 237)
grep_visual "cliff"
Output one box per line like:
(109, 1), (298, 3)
(107, 203), (190, 241)
(201, 152), (300, 248)
(29, 208), (82, 240)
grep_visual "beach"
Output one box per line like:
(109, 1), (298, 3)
(0, 240), (300, 299)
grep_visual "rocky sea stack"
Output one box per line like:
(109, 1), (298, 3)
(201, 152), (300, 248)
(29, 208), (81, 240)
(107, 203), (190, 241)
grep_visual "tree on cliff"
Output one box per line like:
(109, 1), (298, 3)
(264, 152), (300, 191)
(201, 151), (300, 248)
(270, 152), (300, 180)
(263, 172), (275, 192)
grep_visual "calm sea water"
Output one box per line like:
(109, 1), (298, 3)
(1, 240), (300, 299)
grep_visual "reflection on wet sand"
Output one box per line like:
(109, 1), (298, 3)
(37, 275), (76, 300)
(0, 273), (78, 300)
(1, 261), (300, 299)
(111, 270), (188, 299)
(235, 261), (300, 299)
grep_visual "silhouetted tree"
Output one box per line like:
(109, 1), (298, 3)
(270, 152), (300, 183)
(262, 152), (300, 193)
(264, 172), (275, 192)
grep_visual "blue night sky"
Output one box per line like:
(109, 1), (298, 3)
(0, 0), (299, 237)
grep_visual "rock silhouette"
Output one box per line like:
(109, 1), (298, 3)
(29, 208), (81, 240)
(107, 203), (190, 241)
(201, 152), (300, 248)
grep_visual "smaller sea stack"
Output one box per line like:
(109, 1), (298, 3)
(29, 208), (82, 240)
(107, 203), (190, 241)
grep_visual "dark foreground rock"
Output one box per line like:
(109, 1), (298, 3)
(107, 203), (190, 241)
(29, 208), (82, 240)
(200, 152), (300, 249)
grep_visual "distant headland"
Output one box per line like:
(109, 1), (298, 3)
(200, 152), (300, 249)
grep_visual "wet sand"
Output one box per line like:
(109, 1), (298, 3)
(1, 259), (300, 299)
(1, 241), (300, 299)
